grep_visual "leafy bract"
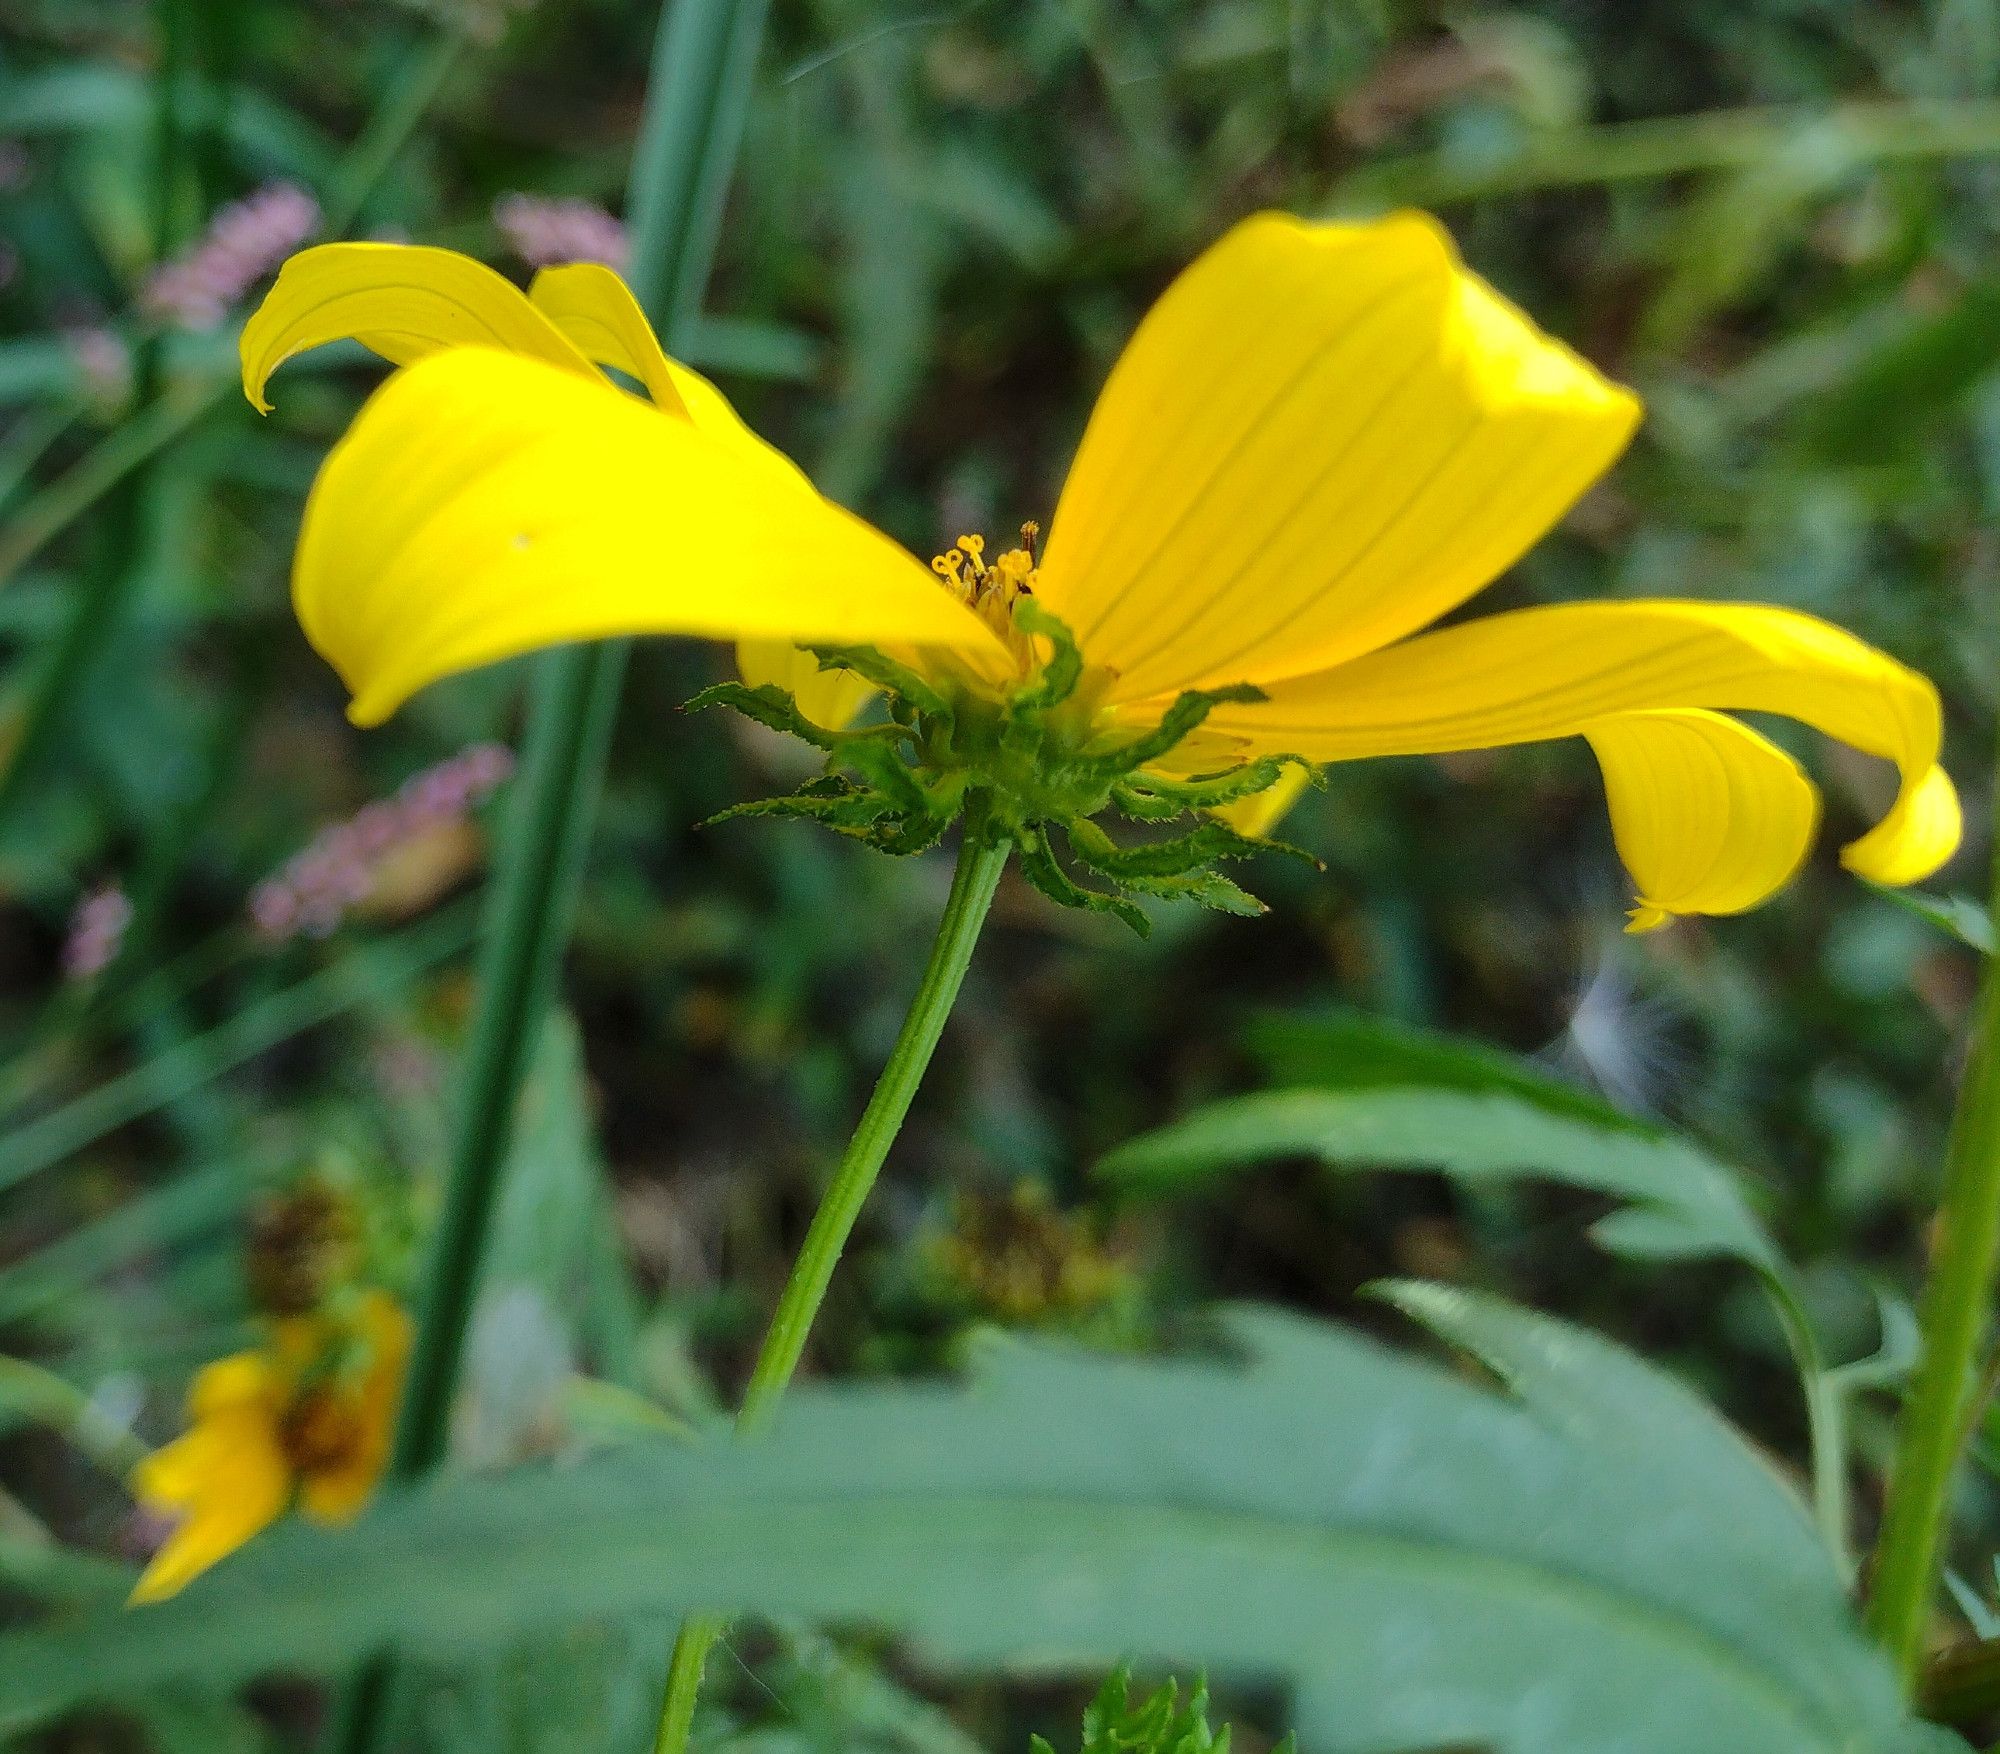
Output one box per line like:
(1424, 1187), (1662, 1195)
(0, 1296), (1947, 1754)
(1098, 1010), (1777, 1270)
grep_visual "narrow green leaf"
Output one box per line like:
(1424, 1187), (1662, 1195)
(1097, 1085), (1776, 1271)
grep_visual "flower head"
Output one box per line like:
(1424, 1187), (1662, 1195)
(238, 216), (1960, 929)
(128, 1290), (409, 1602)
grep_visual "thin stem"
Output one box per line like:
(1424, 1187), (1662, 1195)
(1868, 753), (2000, 1681)
(321, 32), (463, 236)
(1765, 1274), (1851, 1579)
(0, 905), (475, 1196)
(652, 830), (1011, 1754)
(0, 1356), (150, 1479)
(1336, 97), (2000, 210)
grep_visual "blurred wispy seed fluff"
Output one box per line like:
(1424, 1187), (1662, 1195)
(493, 193), (627, 270)
(1549, 950), (1687, 1114)
(249, 743), (514, 943)
(61, 886), (133, 981)
(141, 182), (319, 331)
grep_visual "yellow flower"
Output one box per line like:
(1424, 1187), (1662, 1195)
(239, 213), (1960, 928)
(128, 1290), (410, 1603)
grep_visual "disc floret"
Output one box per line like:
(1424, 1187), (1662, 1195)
(690, 530), (1318, 934)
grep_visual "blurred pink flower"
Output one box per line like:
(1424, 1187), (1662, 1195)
(64, 326), (131, 404)
(63, 886), (133, 981)
(249, 743), (515, 943)
(493, 193), (627, 270)
(142, 182), (320, 331)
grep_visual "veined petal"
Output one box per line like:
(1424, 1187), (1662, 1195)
(1584, 710), (1819, 930)
(1202, 599), (1960, 893)
(1036, 211), (1639, 704)
(736, 639), (876, 731)
(529, 264), (816, 484)
(297, 348), (1000, 725)
(1205, 763), (1315, 840)
(528, 262), (686, 410)
(241, 242), (597, 413)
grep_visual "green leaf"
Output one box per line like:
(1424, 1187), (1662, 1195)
(1246, 1009), (1650, 1126)
(1115, 1006), (1777, 1268)
(1007, 601), (1085, 714)
(807, 645), (952, 719)
(684, 681), (851, 751)
(1037, 1670), (1260, 1754)
(1097, 1083), (1776, 1271)
(1866, 885), (1994, 955)
(0, 1300), (1940, 1754)
(479, 1012), (642, 1396)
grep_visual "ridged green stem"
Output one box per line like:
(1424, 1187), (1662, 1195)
(1868, 755), (2000, 1681)
(652, 830), (1011, 1754)
(389, 652), (624, 1474)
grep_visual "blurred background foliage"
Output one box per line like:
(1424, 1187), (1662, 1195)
(6, 0), (2000, 1746)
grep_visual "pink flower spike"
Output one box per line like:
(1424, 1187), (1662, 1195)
(493, 193), (627, 271)
(141, 181), (320, 332)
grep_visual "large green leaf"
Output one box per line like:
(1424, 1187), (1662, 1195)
(1099, 1010), (1778, 1270)
(0, 1296), (1948, 1754)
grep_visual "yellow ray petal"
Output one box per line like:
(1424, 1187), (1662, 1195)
(528, 262), (686, 410)
(296, 348), (1001, 725)
(1584, 710), (1819, 930)
(129, 1427), (290, 1602)
(529, 263), (817, 488)
(241, 242), (597, 413)
(736, 639), (876, 731)
(129, 1370), (292, 1604)
(1200, 599), (1960, 892)
(1205, 762), (1316, 841)
(1035, 211), (1639, 704)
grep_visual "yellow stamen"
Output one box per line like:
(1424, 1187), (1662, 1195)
(929, 530), (1041, 663)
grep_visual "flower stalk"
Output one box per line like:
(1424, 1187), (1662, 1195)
(652, 824), (1011, 1754)
(1868, 752), (2000, 1682)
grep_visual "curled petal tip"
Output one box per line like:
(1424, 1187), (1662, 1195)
(1625, 903), (1671, 935)
(1839, 763), (1963, 888)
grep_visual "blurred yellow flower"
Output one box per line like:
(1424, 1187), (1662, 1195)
(240, 212), (1959, 928)
(129, 1290), (409, 1603)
